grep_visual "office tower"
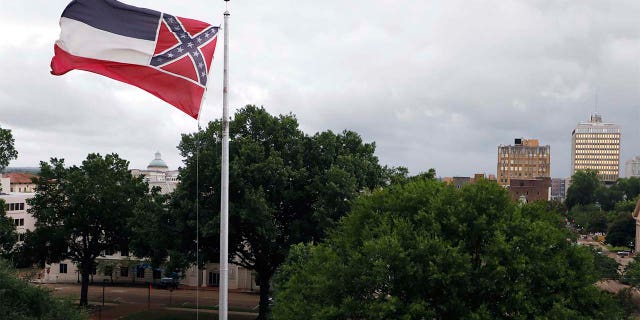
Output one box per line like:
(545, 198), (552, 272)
(571, 113), (620, 183)
(497, 138), (551, 187)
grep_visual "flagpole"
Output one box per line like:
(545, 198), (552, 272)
(219, 1), (230, 320)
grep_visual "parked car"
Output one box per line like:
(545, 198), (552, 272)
(617, 251), (631, 257)
(157, 277), (179, 289)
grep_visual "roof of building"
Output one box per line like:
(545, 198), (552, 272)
(574, 113), (620, 131)
(2, 172), (37, 184)
(148, 152), (168, 169)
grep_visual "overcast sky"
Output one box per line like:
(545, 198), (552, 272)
(1, 0), (639, 178)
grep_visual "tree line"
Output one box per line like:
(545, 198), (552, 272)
(1, 107), (638, 319)
(566, 169), (637, 248)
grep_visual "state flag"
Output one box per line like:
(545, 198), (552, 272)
(51, 0), (219, 119)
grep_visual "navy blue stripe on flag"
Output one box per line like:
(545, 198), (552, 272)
(61, 0), (161, 41)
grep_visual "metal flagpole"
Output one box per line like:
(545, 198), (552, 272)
(219, 1), (230, 320)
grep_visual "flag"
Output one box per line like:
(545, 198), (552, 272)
(51, 0), (219, 119)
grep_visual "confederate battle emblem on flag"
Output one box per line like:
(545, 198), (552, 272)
(151, 14), (219, 87)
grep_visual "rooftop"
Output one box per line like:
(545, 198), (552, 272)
(2, 172), (37, 184)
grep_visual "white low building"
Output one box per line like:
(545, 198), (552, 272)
(11, 152), (259, 291)
(1, 178), (35, 244)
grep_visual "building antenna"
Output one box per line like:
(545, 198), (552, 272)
(595, 92), (598, 114)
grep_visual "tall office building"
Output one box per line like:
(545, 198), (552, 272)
(497, 138), (551, 186)
(571, 113), (620, 183)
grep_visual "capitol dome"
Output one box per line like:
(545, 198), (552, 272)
(147, 152), (169, 171)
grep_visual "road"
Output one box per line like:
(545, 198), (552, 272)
(44, 283), (260, 319)
(576, 237), (633, 267)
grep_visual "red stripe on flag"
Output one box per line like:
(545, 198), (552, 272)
(201, 37), (218, 73)
(161, 55), (198, 83)
(154, 21), (180, 55)
(51, 44), (204, 119)
(178, 16), (211, 37)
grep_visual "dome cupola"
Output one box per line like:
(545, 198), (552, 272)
(147, 151), (169, 171)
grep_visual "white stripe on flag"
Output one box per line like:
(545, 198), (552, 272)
(57, 17), (156, 66)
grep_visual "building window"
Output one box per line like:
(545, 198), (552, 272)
(136, 267), (145, 278)
(5, 203), (25, 211)
(120, 267), (129, 277)
(17, 233), (24, 242)
(208, 272), (220, 286)
(14, 218), (24, 226)
(60, 264), (68, 274)
(120, 245), (129, 257)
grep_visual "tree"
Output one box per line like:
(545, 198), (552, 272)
(128, 187), (181, 273)
(566, 170), (601, 209)
(615, 177), (640, 201)
(605, 212), (635, 248)
(0, 126), (18, 260)
(595, 184), (624, 212)
(0, 125), (18, 173)
(614, 198), (638, 214)
(170, 105), (389, 319)
(622, 260), (640, 287)
(0, 259), (86, 319)
(616, 288), (639, 319)
(25, 154), (148, 306)
(591, 249), (620, 279)
(568, 204), (603, 233)
(0, 199), (17, 258)
(272, 178), (624, 319)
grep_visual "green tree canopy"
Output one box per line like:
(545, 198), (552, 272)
(615, 177), (640, 201)
(591, 249), (620, 280)
(566, 170), (601, 209)
(24, 154), (148, 305)
(128, 186), (179, 272)
(568, 204), (608, 234)
(605, 212), (635, 248)
(0, 199), (17, 258)
(273, 178), (623, 319)
(0, 126), (18, 260)
(595, 184), (624, 212)
(0, 125), (18, 173)
(0, 259), (86, 320)
(623, 260), (640, 288)
(169, 105), (391, 319)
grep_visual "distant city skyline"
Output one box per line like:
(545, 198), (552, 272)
(1, 1), (639, 179)
(4, 112), (638, 180)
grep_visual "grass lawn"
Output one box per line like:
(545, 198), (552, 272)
(607, 245), (632, 252)
(121, 309), (257, 320)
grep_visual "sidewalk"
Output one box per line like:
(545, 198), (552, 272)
(177, 285), (258, 294)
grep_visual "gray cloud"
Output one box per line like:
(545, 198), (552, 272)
(1, 0), (639, 178)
